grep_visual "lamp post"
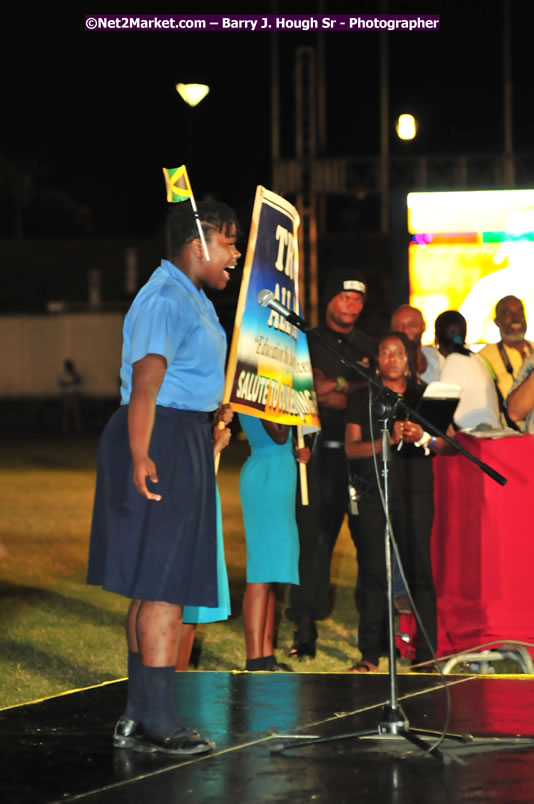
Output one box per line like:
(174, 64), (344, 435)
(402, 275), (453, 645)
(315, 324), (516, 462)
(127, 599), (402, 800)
(379, 29), (389, 234)
(175, 83), (210, 174)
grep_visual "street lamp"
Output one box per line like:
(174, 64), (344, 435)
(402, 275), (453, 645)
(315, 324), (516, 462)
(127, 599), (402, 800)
(176, 83), (210, 107)
(396, 114), (417, 141)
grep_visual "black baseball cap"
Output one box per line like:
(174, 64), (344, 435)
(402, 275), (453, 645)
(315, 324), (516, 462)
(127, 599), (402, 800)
(324, 269), (367, 306)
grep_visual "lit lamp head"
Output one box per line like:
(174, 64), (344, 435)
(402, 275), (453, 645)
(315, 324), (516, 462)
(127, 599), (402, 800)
(396, 114), (417, 141)
(176, 83), (210, 107)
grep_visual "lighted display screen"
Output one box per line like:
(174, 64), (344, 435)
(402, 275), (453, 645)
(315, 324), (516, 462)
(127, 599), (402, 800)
(407, 189), (534, 344)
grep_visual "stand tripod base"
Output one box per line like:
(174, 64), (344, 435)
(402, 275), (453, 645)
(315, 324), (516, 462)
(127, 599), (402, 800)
(271, 704), (472, 761)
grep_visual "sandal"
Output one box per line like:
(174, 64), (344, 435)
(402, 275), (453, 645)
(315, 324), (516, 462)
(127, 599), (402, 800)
(347, 660), (379, 673)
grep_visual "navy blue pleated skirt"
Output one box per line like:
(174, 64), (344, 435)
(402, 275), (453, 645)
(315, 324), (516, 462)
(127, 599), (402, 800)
(87, 405), (218, 607)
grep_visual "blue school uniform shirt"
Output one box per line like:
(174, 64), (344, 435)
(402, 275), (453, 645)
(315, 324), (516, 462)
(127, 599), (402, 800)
(120, 260), (227, 411)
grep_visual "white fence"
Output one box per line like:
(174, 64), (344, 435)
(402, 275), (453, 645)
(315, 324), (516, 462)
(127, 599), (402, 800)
(0, 313), (124, 398)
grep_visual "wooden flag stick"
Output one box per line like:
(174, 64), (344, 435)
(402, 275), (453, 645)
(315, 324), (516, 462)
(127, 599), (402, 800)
(296, 425), (309, 506)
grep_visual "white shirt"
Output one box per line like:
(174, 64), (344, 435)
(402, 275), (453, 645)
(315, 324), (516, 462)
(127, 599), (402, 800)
(440, 352), (501, 430)
(421, 345), (444, 384)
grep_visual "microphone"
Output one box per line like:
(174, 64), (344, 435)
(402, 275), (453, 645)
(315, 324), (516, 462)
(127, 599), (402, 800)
(257, 289), (310, 331)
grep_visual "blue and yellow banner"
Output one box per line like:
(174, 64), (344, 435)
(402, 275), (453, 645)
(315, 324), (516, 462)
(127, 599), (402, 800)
(225, 186), (320, 428)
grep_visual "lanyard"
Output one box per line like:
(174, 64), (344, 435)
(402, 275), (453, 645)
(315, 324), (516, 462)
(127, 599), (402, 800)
(497, 340), (533, 379)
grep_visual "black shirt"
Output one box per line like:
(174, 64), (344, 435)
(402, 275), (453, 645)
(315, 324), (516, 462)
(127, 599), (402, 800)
(346, 382), (430, 479)
(309, 324), (376, 441)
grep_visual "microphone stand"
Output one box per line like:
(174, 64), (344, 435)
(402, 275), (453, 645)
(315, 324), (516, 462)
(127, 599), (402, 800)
(268, 314), (507, 761)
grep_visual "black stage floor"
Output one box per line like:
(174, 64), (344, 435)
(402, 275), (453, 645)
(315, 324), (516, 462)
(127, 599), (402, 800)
(3, 671), (534, 803)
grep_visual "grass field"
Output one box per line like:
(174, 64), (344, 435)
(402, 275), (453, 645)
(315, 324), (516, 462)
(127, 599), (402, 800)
(1, 432), (520, 711)
(0, 433), (376, 709)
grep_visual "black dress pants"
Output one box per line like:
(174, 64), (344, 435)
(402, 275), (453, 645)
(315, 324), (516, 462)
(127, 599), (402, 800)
(355, 462), (437, 665)
(286, 444), (358, 624)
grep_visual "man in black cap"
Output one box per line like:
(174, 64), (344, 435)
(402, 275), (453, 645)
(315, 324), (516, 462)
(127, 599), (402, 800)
(286, 268), (375, 660)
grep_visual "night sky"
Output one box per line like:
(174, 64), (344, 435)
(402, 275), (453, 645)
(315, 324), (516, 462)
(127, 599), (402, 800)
(2, 0), (533, 242)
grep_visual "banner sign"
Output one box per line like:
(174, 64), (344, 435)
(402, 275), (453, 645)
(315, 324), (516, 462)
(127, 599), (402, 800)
(224, 186), (320, 428)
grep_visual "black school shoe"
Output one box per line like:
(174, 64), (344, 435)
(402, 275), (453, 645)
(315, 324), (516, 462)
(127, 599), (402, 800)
(269, 661), (294, 672)
(263, 655), (294, 672)
(113, 717), (138, 749)
(131, 724), (215, 755)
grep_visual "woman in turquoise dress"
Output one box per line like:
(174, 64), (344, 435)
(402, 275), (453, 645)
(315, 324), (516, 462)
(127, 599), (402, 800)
(238, 413), (309, 671)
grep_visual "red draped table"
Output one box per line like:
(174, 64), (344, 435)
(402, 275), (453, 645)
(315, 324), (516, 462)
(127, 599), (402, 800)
(399, 432), (534, 660)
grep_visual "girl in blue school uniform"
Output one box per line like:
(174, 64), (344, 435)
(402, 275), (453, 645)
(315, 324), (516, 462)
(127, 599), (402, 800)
(87, 201), (241, 756)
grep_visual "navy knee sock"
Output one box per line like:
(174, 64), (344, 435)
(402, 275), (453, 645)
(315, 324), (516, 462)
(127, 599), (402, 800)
(263, 654), (276, 669)
(138, 665), (186, 737)
(245, 656), (269, 671)
(123, 652), (143, 722)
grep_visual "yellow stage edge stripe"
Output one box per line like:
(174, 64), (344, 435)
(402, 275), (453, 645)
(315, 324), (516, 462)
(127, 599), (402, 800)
(0, 676), (126, 712)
